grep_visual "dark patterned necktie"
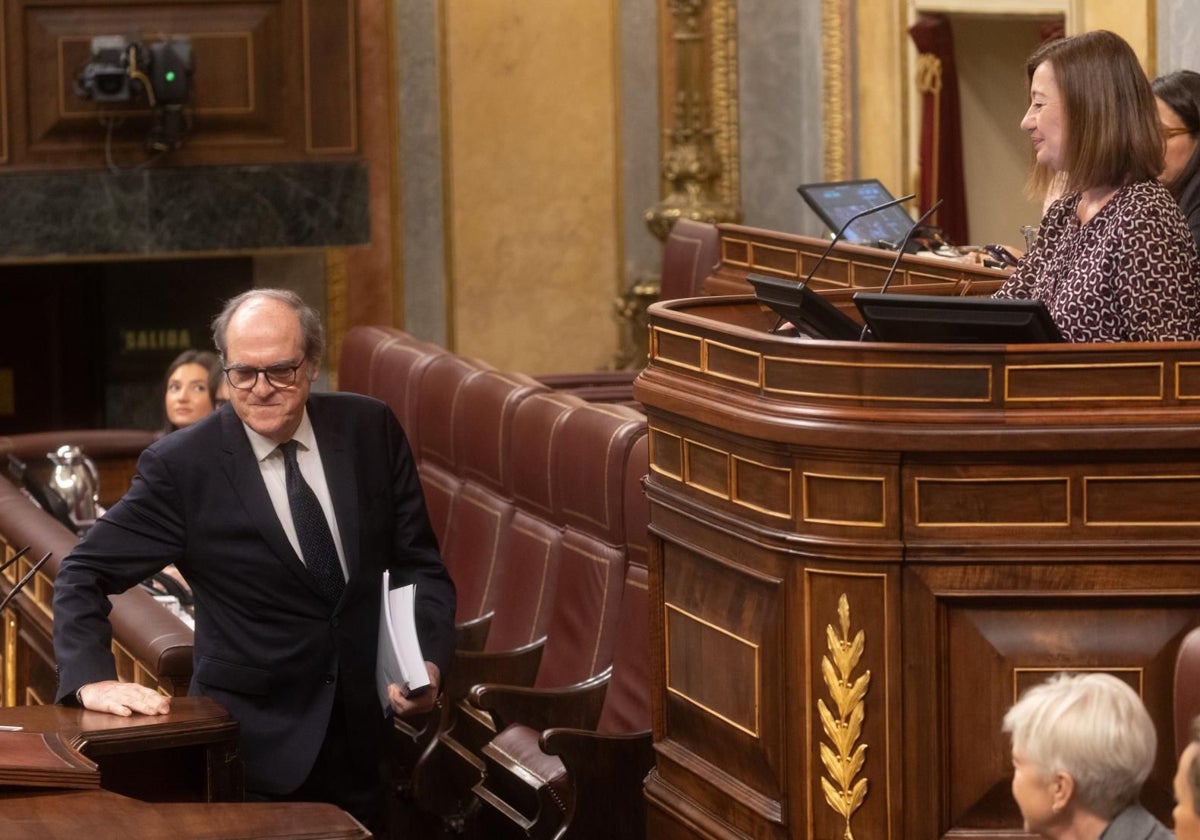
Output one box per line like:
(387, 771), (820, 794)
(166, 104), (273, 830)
(280, 440), (345, 604)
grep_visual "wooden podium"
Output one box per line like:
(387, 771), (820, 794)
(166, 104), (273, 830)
(0, 697), (370, 838)
(634, 288), (1200, 840)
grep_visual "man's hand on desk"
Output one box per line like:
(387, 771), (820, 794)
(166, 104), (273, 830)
(76, 680), (172, 717)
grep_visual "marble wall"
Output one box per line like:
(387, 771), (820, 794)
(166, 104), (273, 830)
(736, 2), (826, 237)
(1158, 0), (1200, 74)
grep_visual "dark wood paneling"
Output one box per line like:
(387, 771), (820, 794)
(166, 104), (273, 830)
(638, 264), (1200, 840)
(4, 0), (357, 169)
(303, 0), (354, 153)
(0, 268), (105, 434)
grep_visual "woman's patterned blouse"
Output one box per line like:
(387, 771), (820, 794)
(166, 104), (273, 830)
(995, 178), (1200, 342)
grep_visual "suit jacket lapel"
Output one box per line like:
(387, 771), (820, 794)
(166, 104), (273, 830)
(219, 407), (313, 588)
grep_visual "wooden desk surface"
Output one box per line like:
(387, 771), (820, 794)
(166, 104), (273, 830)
(0, 696), (235, 753)
(0, 699), (370, 838)
(0, 788), (369, 839)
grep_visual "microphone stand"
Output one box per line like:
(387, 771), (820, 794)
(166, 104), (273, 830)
(769, 192), (916, 334)
(858, 199), (944, 341)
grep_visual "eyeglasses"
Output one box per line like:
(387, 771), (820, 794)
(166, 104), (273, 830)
(1161, 124), (1193, 141)
(223, 360), (305, 391)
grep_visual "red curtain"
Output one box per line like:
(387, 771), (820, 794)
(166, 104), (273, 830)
(909, 14), (969, 245)
(1040, 20), (1065, 44)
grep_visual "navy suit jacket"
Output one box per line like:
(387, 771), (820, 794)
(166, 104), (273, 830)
(52, 392), (456, 793)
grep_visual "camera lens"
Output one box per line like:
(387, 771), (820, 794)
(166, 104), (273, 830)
(95, 72), (125, 95)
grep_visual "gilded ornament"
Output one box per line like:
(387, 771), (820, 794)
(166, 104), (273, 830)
(818, 594), (870, 840)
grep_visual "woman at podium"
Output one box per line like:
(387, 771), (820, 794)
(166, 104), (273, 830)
(995, 30), (1200, 343)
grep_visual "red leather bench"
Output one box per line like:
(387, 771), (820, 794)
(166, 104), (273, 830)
(337, 326), (652, 837)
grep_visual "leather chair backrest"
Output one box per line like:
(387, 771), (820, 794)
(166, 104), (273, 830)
(423, 358), (513, 627)
(454, 370), (544, 496)
(338, 325), (406, 397)
(622, 433), (649, 572)
(659, 218), (720, 301)
(413, 353), (490, 475)
(596, 562), (651, 734)
(355, 332), (447, 454)
(410, 353), (489, 552)
(439, 369), (546, 629)
(1176, 624), (1200, 756)
(508, 392), (584, 521)
(533, 402), (647, 688)
(479, 389), (581, 653)
(554, 403), (646, 544)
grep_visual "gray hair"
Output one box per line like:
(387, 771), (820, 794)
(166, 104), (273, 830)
(1002, 672), (1156, 820)
(210, 288), (325, 366)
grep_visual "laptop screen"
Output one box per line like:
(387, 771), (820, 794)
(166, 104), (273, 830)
(796, 179), (917, 248)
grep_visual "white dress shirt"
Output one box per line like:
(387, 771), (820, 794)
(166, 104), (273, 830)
(243, 411), (349, 582)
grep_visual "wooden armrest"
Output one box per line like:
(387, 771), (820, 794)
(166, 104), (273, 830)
(468, 667), (611, 733)
(444, 638), (545, 703)
(539, 727), (654, 840)
(455, 611), (493, 652)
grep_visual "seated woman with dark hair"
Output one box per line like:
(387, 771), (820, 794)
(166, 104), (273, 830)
(996, 30), (1200, 342)
(162, 349), (224, 432)
(154, 349), (225, 616)
(1152, 69), (1200, 252)
(1003, 672), (1171, 840)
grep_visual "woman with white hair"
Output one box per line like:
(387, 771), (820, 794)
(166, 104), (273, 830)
(1001, 672), (1171, 840)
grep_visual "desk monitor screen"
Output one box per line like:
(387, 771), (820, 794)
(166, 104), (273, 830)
(746, 273), (863, 341)
(797, 179), (917, 248)
(852, 292), (1064, 344)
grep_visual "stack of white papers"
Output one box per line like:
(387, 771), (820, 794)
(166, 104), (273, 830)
(376, 570), (431, 715)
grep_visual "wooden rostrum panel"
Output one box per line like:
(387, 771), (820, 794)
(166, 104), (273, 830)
(637, 293), (1200, 840)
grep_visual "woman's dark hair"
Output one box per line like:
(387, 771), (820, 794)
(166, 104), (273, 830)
(1152, 69), (1200, 196)
(163, 349), (222, 432)
(1025, 30), (1164, 196)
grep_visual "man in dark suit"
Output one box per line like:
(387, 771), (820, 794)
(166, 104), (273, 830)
(52, 289), (456, 832)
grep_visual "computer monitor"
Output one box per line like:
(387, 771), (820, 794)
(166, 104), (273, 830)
(852, 292), (1064, 344)
(796, 179), (918, 248)
(745, 273), (863, 341)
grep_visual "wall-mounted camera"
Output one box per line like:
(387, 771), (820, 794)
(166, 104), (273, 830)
(75, 36), (139, 103)
(74, 35), (195, 153)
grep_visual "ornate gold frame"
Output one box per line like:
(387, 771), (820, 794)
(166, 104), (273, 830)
(821, 0), (854, 180)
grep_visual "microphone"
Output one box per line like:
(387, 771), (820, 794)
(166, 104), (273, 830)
(858, 199), (944, 341)
(0, 551), (51, 614)
(764, 191), (916, 334)
(797, 192), (917, 292)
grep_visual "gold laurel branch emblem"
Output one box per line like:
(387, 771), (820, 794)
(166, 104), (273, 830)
(818, 594), (871, 840)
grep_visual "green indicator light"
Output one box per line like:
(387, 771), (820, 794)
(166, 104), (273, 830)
(165, 70), (176, 83)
